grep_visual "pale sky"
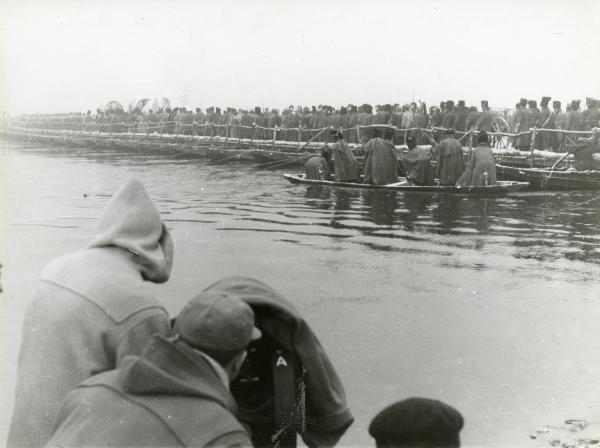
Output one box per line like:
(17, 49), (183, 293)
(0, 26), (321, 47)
(1, 0), (599, 115)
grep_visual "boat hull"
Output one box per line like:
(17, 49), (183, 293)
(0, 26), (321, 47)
(496, 165), (600, 190)
(283, 174), (529, 195)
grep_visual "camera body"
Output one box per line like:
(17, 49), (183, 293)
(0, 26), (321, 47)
(231, 308), (303, 448)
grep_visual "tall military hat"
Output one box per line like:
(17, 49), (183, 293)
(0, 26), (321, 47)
(215, 107), (222, 114)
(340, 106), (348, 115)
(552, 100), (561, 108)
(527, 100), (537, 107)
(571, 99), (581, 109)
(519, 98), (528, 107)
(361, 103), (373, 114)
(207, 106), (214, 113)
(457, 100), (465, 107)
(540, 97), (551, 107)
(383, 104), (393, 113)
(481, 100), (489, 110)
(446, 100), (454, 107)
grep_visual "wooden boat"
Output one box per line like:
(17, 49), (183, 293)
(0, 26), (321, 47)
(283, 174), (529, 195)
(496, 164), (600, 190)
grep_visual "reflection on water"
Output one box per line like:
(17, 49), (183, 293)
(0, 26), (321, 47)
(2, 142), (600, 447)
(5, 142), (600, 271)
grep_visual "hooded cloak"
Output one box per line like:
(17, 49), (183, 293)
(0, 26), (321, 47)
(8, 178), (173, 448)
(331, 140), (359, 181)
(363, 138), (399, 185)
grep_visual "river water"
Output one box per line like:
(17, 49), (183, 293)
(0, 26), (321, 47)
(1, 141), (599, 447)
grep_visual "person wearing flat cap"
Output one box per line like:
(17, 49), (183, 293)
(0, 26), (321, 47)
(45, 292), (261, 448)
(369, 397), (464, 448)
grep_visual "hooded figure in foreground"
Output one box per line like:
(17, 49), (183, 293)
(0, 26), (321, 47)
(8, 178), (174, 448)
(205, 277), (354, 448)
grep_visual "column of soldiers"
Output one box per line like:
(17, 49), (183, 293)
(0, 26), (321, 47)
(15, 97), (600, 151)
(511, 97), (600, 152)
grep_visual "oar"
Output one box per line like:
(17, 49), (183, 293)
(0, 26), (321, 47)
(298, 126), (331, 151)
(541, 152), (570, 187)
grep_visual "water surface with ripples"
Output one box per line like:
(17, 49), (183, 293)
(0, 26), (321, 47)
(1, 142), (599, 446)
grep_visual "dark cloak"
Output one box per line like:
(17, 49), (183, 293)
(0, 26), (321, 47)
(363, 138), (399, 185)
(203, 277), (354, 448)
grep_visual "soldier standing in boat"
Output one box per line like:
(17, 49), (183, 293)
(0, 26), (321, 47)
(427, 129), (465, 186)
(363, 127), (398, 185)
(328, 129), (359, 182)
(456, 131), (497, 187)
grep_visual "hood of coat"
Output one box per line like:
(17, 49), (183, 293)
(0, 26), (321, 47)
(117, 334), (236, 411)
(202, 277), (354, 432)
(88, 177), (174, 283)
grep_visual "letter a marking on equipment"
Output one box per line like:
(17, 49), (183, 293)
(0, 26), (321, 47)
(276, 356), (288, 367)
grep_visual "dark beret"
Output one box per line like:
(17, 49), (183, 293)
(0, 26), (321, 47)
(369, 397), (464, 448)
